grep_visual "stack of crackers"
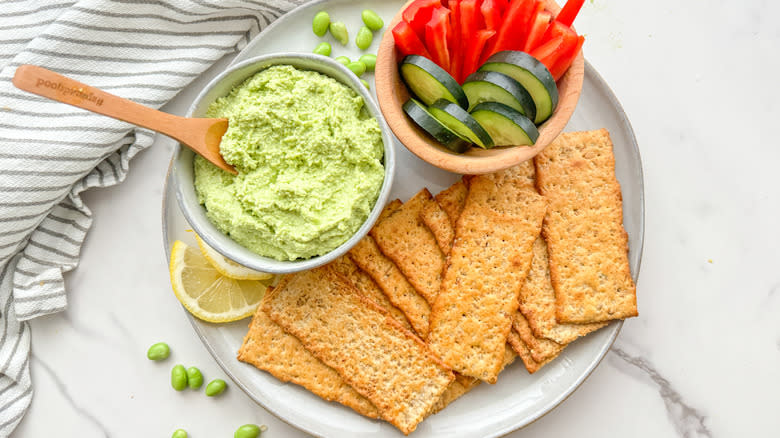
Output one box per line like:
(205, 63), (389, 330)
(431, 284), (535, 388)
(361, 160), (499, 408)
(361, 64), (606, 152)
(237, 129), (638, 435)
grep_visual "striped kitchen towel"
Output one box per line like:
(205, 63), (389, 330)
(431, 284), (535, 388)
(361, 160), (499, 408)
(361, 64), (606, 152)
(0, 0), (302, 434)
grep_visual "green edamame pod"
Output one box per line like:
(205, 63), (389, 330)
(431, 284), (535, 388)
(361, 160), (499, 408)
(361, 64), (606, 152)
(346, 61), (366, 77)
(361, 79), (370, 90)
(186, 366), (203, 390)
(205, 378), (227, 396)
(172, 429), (188, 438)
(313, 42), (331, 56)
(312, 11), (330, 37)
(329, 21), (348, 45)
(334, 56), (350, 66)
(355, 26), (373, 50)
(359, 54), (376, 71)
(234, 424), (262, 438)
(146, 342), (170, 361)
(171, 365), (188, 391)
(361, 9), (384, 31)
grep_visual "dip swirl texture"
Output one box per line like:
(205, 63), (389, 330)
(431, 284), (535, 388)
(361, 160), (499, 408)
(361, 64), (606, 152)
(194, 65), (385, 261)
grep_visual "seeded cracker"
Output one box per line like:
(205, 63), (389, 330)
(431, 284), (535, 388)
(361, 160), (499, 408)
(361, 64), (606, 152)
(512, 311), (564, 364)
(263, 267), (454, 435)
(535, 129), (638, 323)
(371, 189), (445, 305)
(427, 173), (546, 382)
(330, 255), (414, 333)
(434, 179), (468, 226)
(506, 329), (553, 374)
(519, 237), (607, 344)
(349, 235), (431, 337)
(238, 307), (379, 418)
(420, 199), (455, 255)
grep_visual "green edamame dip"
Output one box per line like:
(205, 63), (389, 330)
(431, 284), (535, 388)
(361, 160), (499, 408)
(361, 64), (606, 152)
(194, 65), (385, 261)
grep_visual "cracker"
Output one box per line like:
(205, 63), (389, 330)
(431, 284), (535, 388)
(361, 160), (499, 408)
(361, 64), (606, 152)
(237, 308), (379, 418)
(349, 235), (431, 337)
(506, 330), (553, 374)
(330, 255), (414, 333)
(263, 267), (454, 435)
(519, 237), (607, 344)
(434, 179), (468, 226)
(420, 199), (455, 255)
(370, 189), (444, 305)
(427, 176), (546, 383)
(534, 129), (638, 323)
(512, 311), (564, 364)
(379, 198), (403, 222)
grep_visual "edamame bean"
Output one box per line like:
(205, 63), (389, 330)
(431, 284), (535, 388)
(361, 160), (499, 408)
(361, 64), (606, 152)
(355, 26), (373, 50)
(346, 61), (366, 77)
(313, 42), (331, 56)
(312, 11), (330, 37)
(361, 9), (384, 31)
(358, 54), (376, 71)
(361, 79), (370, 90)
(186, 366), (203, 390)
(234, 424), (262, 438)
(171, 365), (188, 391)
(329, 21), (348, 45)
(172, 429), (188, 438)
(334, 56), (350, 66)
(205, 378), (227, 396)
(146, 342), (170, 361)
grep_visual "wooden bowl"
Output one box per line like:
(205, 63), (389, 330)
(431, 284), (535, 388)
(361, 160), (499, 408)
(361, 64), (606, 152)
(375, 0), (584, 175)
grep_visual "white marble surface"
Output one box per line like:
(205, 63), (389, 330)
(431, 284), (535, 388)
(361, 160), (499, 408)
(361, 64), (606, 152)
(11, 0), (780, 437)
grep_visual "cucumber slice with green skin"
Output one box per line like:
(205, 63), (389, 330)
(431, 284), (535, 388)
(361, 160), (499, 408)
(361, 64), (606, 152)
(462, 71), (536, 123)
(403, 98), (472, 153)
(428, 99), (494, 149)
(479, 51), (558, 124)
(470, 102), (539, 146)
(400, 55), (469, 108)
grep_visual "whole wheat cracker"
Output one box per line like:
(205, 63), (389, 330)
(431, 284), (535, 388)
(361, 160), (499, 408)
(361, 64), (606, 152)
(237, 307), (379, 419)
(329, 255), (414, 333)
(420, 199), (455, 255)
(262, 267), (454, 435)
(506, 330), (554, 374)
(349, 235), (431, 337)
(370, 189), (445, 305)
(434, 179), (468, 227)
(512, 311), (564, 364)
(427, 175), (546, 383)
(519, 237), (607, 344)
(534, 129), (638, 323)
(379, 199), (403, 222)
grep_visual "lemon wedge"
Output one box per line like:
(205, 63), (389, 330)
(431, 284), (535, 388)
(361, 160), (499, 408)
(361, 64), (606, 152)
(192, 233), (273, 281)
(169, 240), (268, 323)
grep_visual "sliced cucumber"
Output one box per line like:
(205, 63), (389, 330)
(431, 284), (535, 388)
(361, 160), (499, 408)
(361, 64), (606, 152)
(403, 98), (471, 153)
(400, 55), (468, 108)
(470, 102), (539, 146)
(428, 99), (493, 149)
(479, 51), (558, 124)
(462, 71), (536, 123)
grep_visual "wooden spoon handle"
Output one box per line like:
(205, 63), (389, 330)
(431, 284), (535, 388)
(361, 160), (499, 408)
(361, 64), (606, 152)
(12, 64), (183, 138)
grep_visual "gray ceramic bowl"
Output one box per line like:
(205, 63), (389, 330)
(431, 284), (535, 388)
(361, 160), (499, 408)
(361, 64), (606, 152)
(172, 53), (396, 274)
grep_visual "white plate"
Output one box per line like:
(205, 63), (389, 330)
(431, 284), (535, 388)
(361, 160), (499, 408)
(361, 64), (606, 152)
(161, 0), (645, 436)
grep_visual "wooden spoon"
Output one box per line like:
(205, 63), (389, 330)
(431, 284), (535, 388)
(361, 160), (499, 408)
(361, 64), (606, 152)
(12, 64), (236, 174)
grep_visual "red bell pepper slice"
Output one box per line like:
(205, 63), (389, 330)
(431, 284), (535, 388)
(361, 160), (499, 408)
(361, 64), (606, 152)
(403, 0), (443, 41)
(523, 8), (552, 52)
(392, 20), (432, 58)
(459, 0), (483, 82)
(462, 29), (496, 80)
(556, 0), (585, 27)
(481, 0), (535, 63)
(447, 0), (463, 84)
(550, 35), (584, 80)
(530, 35), (564, 70)
(480, 0), (503, 32)
(425, 7), (452, 73)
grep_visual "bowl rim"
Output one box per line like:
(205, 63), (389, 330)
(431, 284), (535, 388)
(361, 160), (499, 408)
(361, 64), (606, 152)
(172, 53), (396, 274)
(374, 0), (583, 175)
